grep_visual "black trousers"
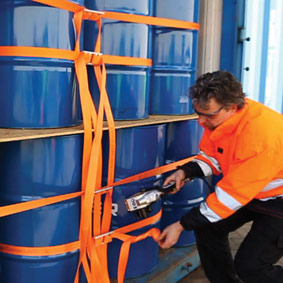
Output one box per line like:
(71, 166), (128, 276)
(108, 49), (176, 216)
(194, 198), (283, 283)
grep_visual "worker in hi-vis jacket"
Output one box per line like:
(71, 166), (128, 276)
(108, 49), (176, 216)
(158, 71), (283, 283)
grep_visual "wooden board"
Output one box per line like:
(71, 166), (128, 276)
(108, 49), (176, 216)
(0, 114), (198, 142)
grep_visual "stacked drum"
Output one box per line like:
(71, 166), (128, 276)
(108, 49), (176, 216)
(0, 0), (83, 128)
(102, 124), (166, 278)
(162, 120), (207, 247)
(0, 1), (84, 282)
(150, 0), (200, 115)
(84, 0), (152, 120)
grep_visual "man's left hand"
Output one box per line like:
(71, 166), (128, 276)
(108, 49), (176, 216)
(157, 221), (184, 249)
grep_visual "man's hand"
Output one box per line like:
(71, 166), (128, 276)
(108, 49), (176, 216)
(163, 169), (187, 192)
(157, 221), (184, 249)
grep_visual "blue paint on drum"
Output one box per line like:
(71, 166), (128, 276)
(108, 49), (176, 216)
(150, 69), (195, 115)
(152, 28), (199, 70)
(150, 0), (200, 115)
(88, 65), (150, 120)
(84, 19), (151, 58)
(165, 120), (203, 161)
(0, 135), (83, 283)
(161, 180), (207, 248)
(85, 0), (151, 15)
(84, 0), (152, 120)
(0, 0), (84, 128)
(0, 57), (80, 128)
(102, 125), (166, 278)
(154, 0), (199, 22)
(0, 251), (80, 283)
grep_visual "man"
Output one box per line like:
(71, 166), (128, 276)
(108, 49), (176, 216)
(158, 71), (283, 283)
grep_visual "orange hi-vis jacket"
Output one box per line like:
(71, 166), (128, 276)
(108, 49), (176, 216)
(194, 98), (283, 223)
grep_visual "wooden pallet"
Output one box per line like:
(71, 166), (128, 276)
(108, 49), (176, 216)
(111, 245), (200, 283)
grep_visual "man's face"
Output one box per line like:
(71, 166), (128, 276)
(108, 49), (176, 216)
(194, 98), (237, 131)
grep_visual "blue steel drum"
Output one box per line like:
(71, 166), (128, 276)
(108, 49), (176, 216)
(108, 180), (161, 279)
(0, 252), (79, 283)
(154, 0), (199, 21)
(150, 0), (199, 115)
(84, 0), (152, 120)
(152, 27), (199, 70)
(0, 135), (83, 283)
(161, 179), (207, 248)
(102, 125), (166, 278)
(0, 0), (84, 128)
(84, 20), (152, 120)
(161, 119), (207, 246)
(88, 65), (150, 120)
(85, 0), (151, 15)
(165, 119), (203, 161)
(84, 19), (151, 58)
(161, 181), (206, 247)
(150, 69), (195, 115)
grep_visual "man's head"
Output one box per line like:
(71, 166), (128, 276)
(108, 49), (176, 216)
(190, 71), (246, 131)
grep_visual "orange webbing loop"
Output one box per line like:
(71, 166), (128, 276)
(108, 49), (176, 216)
(86, 18), (116, 283)
(113, 228), (161, 283)
(74, 53), (101, 282)
(92, 210), (162, 283)
(114, 209), (162, 235)
(71, 5), (102, 281)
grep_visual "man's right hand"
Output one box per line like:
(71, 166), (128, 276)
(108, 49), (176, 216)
(163, 169), (187, 192)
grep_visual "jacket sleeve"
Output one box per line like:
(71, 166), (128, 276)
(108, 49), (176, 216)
(194, 128), (222, 176)
(178, 128), (222, 178)
(181, 146), (283, 229)
(200, 146), (282, 222)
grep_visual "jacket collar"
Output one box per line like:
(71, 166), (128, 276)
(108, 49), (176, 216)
(207, 98), (257, 141)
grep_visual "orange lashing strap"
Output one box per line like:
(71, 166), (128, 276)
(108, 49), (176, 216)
(0, 191), (82, 218)
(33, 0), (200, 31)
(112, 228), (161, 283)
(32, 0), (83, 13)
(0, 156), (195, 227)
(0, 241), (80, 257)
(100, 11), (200, 30)
(0, 47), (152, 67)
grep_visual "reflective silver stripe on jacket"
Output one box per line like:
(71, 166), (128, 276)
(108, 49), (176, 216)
(262, 179), (283, 192)
(198, 151), (222, 173)
(199, 186), (242, 223)
(199, 201), (222, 222)
(215, 186), (242, 211)
(260, 179), (283, 201)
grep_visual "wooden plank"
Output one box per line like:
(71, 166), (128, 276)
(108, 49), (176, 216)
(0, 114), (198, 142)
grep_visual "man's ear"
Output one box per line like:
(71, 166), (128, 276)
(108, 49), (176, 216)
(231, 104), (238, 113)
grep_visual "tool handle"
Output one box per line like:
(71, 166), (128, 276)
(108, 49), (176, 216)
(160, 178), (191, 195)
(160, 182), (177, 195)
